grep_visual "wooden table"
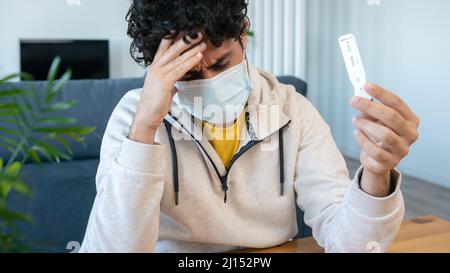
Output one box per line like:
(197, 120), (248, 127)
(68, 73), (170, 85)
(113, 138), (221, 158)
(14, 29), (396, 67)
(235, 215), (450, 253)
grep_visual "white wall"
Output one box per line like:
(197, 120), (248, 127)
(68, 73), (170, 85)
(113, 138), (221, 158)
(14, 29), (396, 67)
(306, 0), (450, 188)
(0, 0), (145, 79)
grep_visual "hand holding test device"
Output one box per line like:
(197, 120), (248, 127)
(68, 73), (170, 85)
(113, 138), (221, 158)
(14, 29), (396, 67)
(339, 34), (372, 100)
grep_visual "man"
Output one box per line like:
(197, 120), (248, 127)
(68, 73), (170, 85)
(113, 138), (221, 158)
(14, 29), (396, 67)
(80, 0), (420, 253)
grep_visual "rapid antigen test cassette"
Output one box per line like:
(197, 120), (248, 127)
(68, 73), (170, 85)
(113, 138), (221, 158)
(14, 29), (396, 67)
(339, 34), (372, 100)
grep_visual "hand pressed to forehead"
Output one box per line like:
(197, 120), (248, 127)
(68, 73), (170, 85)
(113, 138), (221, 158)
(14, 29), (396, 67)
(169, 31), (247, 81)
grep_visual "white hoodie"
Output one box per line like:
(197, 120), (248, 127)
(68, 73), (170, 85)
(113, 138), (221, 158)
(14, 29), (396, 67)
(79, 64), (404, 253)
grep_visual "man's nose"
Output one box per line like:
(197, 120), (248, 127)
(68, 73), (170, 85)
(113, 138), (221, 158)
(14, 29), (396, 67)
(192, 63), (216, 80)
(201, 70), (216, 79)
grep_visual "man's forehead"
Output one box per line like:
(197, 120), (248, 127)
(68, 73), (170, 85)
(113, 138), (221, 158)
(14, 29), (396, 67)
(173, 34), (236, 55)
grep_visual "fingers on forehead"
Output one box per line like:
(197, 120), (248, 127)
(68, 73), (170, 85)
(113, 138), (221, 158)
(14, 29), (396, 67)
(173, 31), (203, 45)
(158, 38), (173, 50)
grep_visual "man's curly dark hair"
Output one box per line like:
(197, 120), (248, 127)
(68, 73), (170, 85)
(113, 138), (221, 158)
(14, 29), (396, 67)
(126, 0), (250, 67)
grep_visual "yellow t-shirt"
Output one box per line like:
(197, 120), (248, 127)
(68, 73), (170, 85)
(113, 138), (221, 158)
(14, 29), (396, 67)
(202, 112), (245, 169)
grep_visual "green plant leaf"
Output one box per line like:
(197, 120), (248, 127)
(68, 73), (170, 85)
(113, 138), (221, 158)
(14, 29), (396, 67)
(0, 126), (20, 137)
(0, 162), (23, 198)
(5, 147), (15, 154)
(0, 111), (19, 117)
(0, 206), (32, 224)
(29, 145), (52, 162)
(0, 117), (16, 124)
(12, 119), (28, 136)
(29, 137), (72, 163)
(11, 180), (31, 196)
(0, 135), (20, 147)
(27, 149), (41, 164)
(46, 57), (61, 84)
(0, 181), (12, 198)
(14, 97), (33, 126)
(65, 132), (85, 142)
(0, 102), (20, 111)
(0, 103), (20, 119)
(44, 69), (72, 104)
(26, 85), (43, 112)
(18, 72), (34, 82)
(0, 176), (29, 198)
(0, 89), (30, 98)
(53, 135), (73, 155)
(44, 57), (65, 106)
(0, 143), (16, 155)
(37, 117), (76, 124)
(4, 162), (22, 177)
(0, 72), (33, 84)
(42, 100), (77, 113)
(21, 94), (37, 121)
(0, 73), (20, 83)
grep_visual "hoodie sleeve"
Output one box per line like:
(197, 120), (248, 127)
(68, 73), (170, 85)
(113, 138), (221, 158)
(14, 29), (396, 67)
(293, 96), (405, 253)
(79, 90), (165, 253)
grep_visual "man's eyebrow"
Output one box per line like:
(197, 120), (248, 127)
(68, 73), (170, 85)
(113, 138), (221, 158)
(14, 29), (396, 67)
(206, 51), (232, 69)
(183, 51), (233, 78)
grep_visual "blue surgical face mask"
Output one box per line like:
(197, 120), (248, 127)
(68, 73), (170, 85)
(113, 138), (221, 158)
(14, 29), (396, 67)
(175, 59), (253, 125)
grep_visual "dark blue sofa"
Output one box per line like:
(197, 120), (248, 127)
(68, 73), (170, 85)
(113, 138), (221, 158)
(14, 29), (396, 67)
(2, 76), (310, 252)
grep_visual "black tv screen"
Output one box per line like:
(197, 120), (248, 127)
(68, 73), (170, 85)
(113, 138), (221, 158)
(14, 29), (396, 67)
(20, 39), (109, 81)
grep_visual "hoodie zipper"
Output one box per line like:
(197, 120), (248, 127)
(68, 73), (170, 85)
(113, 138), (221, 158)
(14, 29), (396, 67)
(167, 113), (291, 203)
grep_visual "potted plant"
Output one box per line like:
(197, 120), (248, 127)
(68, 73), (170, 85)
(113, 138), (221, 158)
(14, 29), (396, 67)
(0, 57), (96, 252)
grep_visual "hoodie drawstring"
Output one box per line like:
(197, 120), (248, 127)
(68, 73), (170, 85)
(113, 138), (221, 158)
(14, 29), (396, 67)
(163, 120), (285, 206)
(279, 128), (285, 196)
(163, 120), (180, 206)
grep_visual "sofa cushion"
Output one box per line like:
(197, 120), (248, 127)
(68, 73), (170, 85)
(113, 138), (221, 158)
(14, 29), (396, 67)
(8, 159), (98, 252)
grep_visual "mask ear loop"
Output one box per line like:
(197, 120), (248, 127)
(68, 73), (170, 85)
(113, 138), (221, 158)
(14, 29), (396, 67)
(244, 51), (250, 74)
(242, 45), (250, 87)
